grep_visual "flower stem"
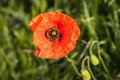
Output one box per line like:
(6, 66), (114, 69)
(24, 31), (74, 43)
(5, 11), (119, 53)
(65, 56), (82, 77)
(90, 41), (113, 80)
(82, 56), (97, 80)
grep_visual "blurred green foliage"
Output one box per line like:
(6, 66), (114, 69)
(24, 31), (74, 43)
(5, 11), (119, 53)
(0, 0), (120, 80)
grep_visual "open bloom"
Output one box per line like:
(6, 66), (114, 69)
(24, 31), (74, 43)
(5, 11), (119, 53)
(30, 12), (80, 59)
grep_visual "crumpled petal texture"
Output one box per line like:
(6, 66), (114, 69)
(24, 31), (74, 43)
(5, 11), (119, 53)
(30, 12), (80, 59)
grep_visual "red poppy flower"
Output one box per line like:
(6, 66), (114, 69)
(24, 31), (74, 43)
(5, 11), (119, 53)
(30, 12), (80, 59)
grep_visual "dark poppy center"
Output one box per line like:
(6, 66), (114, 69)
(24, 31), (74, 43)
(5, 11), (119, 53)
(45, 27), (61, 42)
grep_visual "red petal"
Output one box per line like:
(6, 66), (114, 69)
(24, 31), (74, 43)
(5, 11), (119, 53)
(35, 47), (41, 56)
(36, 41), (65, 59)
(30, 14), (42, 31)
(57, 13), (73, 49)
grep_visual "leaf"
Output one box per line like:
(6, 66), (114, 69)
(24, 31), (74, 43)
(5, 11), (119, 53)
(40, 0), (47, 13)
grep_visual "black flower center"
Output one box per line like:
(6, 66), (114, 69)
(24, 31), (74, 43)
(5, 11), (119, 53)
(45, 27), (61, 42)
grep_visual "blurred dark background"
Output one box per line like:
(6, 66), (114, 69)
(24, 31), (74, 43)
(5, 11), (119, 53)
(0, 0), (120, 80)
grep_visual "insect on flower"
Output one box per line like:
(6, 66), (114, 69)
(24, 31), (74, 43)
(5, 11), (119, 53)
(30, 12), (80, 59)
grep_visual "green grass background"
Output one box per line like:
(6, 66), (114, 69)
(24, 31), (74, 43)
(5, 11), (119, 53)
(0, 0), (120, 80)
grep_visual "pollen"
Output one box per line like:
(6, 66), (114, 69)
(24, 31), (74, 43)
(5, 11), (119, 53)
(51, 31), (57, 36)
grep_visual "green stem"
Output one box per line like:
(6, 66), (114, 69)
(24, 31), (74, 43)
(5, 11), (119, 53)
(87, 57), (96, 80)
(90, 41), (113, 80)
(82, 56), (96, 80)
(65, 56), (82, 77)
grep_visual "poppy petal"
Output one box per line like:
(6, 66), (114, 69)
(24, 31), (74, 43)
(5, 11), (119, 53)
(30, 14), (43, 31)
(35, 47), (41, 56)
(37, 41), (65, 59)
(57, 13), (73, 50)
